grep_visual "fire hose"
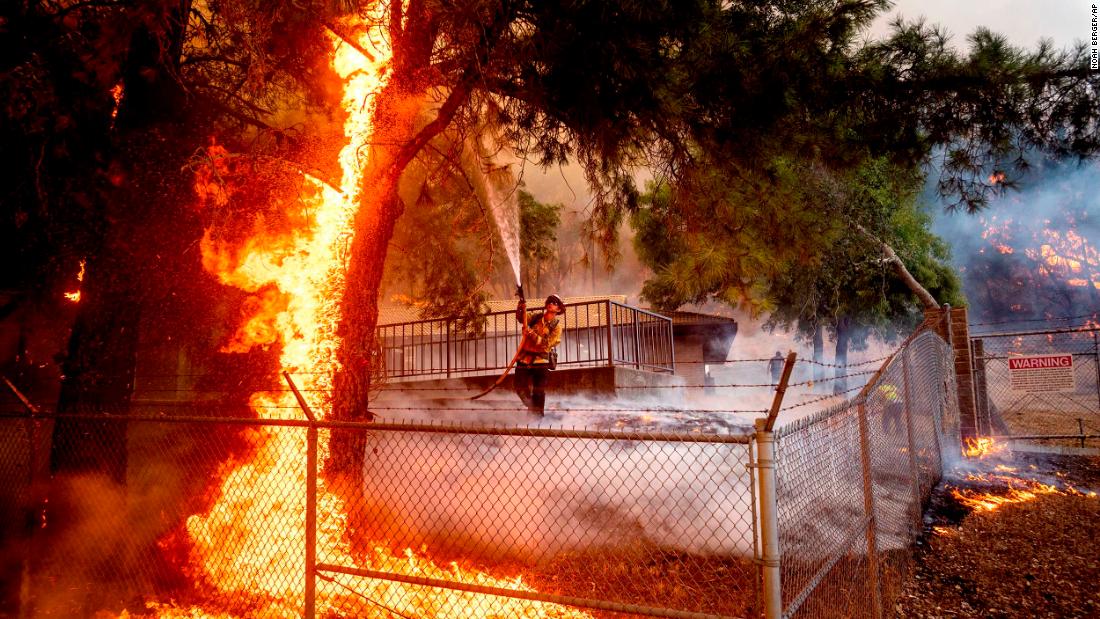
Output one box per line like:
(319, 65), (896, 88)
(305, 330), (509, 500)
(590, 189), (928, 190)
(470, 284), (527, 400)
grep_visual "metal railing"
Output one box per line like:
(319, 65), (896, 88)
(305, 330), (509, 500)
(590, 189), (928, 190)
(378, 300), (675, 380)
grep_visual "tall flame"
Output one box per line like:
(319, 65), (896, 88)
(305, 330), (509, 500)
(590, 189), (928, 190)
(168, 14), (590, 618)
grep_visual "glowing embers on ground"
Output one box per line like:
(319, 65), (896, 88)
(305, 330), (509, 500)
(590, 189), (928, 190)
(948, 438), (1097, 514)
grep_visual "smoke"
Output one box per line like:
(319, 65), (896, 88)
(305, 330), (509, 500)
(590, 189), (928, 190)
(362, 357), (915, 568)
(23, 471), (177, 616)
(360, 404), (755, 565)
(930, 159), (1100, 326)
(518, 161), (650, 302)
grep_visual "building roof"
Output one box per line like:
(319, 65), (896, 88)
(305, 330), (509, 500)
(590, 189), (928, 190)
(650, 310), (738, 327)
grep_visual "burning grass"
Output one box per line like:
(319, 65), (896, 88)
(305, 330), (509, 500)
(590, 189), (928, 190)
(896, 451), (1100, 618)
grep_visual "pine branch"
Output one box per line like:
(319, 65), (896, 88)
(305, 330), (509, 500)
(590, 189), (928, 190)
(854, 222), (940, 310)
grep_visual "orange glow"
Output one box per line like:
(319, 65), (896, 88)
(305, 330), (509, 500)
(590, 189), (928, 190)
(110, 83), (123, 121)
(963, 437), (1007, 459)
(988, 171), (1006, 185)
(173, 12), (590, 618)
(951, 481), (1059, 512)
(64, 259), (85, 303)
(950, 471), (1096, 512)
(981, 216), (1100, 294)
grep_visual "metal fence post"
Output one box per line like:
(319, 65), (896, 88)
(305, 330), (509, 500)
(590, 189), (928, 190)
(283, 372), (317, 619)
(754, 352), (795, 619)
(1093, 331), (1100, 416)
(446, 320), (452, 378)
(901, 350), (921, 529)
(606, 300), (615, 367)
(632, 310), (641, 369)
(667, 316), (676, 373)
(857, 401), (883, 619)
(754, 418), (782, 619)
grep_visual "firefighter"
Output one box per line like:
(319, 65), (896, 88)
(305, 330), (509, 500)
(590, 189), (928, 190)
(514, 294), (565, 415)
(878, 382), (905, 436)
(768, 351), (784, 390)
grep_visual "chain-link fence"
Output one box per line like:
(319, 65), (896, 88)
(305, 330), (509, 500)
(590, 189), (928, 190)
(0, 329), (962, 619)
(0, 409), (759, 618)
(970, 327), (1100, 447)
(770, 330), (961, 619)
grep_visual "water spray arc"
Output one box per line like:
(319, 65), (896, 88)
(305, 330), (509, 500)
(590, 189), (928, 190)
(471, 282), (528, 400)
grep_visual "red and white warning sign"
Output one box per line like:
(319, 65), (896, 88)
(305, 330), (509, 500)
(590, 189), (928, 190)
(1007, 354), (1076, 393)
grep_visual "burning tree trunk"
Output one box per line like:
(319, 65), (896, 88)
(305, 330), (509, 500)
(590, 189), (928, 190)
(329, 4), (507, 480)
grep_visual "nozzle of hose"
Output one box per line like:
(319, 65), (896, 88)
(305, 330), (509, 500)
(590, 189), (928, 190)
(516, 284), (525, 302)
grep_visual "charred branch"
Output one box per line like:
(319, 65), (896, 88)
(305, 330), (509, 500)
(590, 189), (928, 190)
(323, 21), (376, 63)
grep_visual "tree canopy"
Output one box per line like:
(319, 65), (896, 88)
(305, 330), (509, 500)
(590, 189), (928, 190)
(3, 0), (1099, 470)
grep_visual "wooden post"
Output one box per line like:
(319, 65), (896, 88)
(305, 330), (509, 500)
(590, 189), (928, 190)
(764, 352), (797, 431)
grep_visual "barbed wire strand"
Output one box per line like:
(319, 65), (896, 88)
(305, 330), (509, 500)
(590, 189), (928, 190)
(779, 384), (866, 411)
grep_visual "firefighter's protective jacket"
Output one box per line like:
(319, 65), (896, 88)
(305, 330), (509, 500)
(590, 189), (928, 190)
(515, 308), (563, 365)
(877, 383), (902, 403)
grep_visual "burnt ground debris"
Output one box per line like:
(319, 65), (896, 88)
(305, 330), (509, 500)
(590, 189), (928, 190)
(896, 452), (1100, 619)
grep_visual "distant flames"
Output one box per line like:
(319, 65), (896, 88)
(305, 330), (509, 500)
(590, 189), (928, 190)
(974, 211), (1100, 321)
(64, 259), (85, 303)
(161, 13), (589, 618)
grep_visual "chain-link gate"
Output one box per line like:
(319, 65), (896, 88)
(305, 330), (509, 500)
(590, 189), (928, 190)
(970, 326), (1100, 447)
